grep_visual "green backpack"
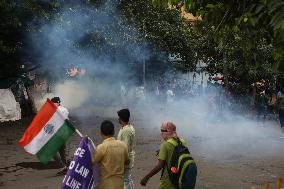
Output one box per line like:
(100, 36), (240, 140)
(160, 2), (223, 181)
(161, 138), (197, 189)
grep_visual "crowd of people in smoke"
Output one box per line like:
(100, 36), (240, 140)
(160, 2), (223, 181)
(120, 77), (284, 123)
(14, 67), (284, 127)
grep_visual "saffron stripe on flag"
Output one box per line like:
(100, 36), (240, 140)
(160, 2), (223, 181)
(36, 120), (75, 164)
(18, 99), (57, 147)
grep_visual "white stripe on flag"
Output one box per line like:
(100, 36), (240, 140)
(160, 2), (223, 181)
(24, 110), (65, 154)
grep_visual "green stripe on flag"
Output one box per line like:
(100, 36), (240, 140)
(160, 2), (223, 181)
(36, 120), (75, 164)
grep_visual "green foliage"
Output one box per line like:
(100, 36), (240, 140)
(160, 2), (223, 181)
(1, 0), (283, 91)
(0, 0), (59, 79)
(119, 0), (203, 70)
(182, 0), (284, 66)
(151, 0), (284, 88)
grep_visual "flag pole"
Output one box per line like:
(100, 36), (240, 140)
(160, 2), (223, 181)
(75, 128), (96, 149)
(66, 119), (84, 137)
(74, 127), (96, 149)
(87, 137), (96, 149)
(75, 129), (83, 137)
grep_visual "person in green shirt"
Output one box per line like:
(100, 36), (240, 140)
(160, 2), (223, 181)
(117, 108), (136, 189)
(140, 121), (196, 189)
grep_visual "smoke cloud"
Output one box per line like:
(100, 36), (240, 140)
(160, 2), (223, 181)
(26, 0), (284, 162)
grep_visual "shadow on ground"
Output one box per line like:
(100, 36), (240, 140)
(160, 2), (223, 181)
(15, 161), (61, 170)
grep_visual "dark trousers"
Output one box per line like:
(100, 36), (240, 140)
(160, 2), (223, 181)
(256, 106), (267, 122)
(53, 144), (68, 167)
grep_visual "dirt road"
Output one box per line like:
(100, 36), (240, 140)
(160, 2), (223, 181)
(1, 105), (284, 189)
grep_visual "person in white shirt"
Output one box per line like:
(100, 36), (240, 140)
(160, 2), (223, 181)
(51, 97), (69, 175)
(166, 89), (174, 103)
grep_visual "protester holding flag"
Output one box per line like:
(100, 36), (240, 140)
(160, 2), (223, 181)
(18, 98), (75, 166)
(50, 97), (70, 176)
(117, 108), (136, 189)
(92, 120), (129, 189)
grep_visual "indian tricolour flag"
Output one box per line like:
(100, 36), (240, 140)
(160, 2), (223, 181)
(18, 99), (75, 164)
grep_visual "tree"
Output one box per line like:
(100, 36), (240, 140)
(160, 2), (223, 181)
(151, 0), (284, 89)
(0, 0), (59, 81)
(119, 0), (196, 67)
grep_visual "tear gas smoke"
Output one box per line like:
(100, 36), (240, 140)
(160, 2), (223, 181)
(27, 0), (284, 162)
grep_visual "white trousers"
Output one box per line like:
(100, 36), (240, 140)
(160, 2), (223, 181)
(124, 168), (134, 189)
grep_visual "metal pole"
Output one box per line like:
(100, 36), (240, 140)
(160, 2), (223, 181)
(87, 137), (96, 150)
(143, 59), (146, 87)
(75, 128), (96, 149)
(75, 129), (83, 137)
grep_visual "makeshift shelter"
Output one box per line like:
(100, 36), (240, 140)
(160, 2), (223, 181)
(0, 89), (21, 122)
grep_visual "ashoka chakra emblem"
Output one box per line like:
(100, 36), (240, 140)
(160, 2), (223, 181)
(44, 124), (54, 134)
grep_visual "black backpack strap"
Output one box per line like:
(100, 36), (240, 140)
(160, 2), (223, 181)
(160, 162), (166, 179)
(160, 139), (176, 180)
